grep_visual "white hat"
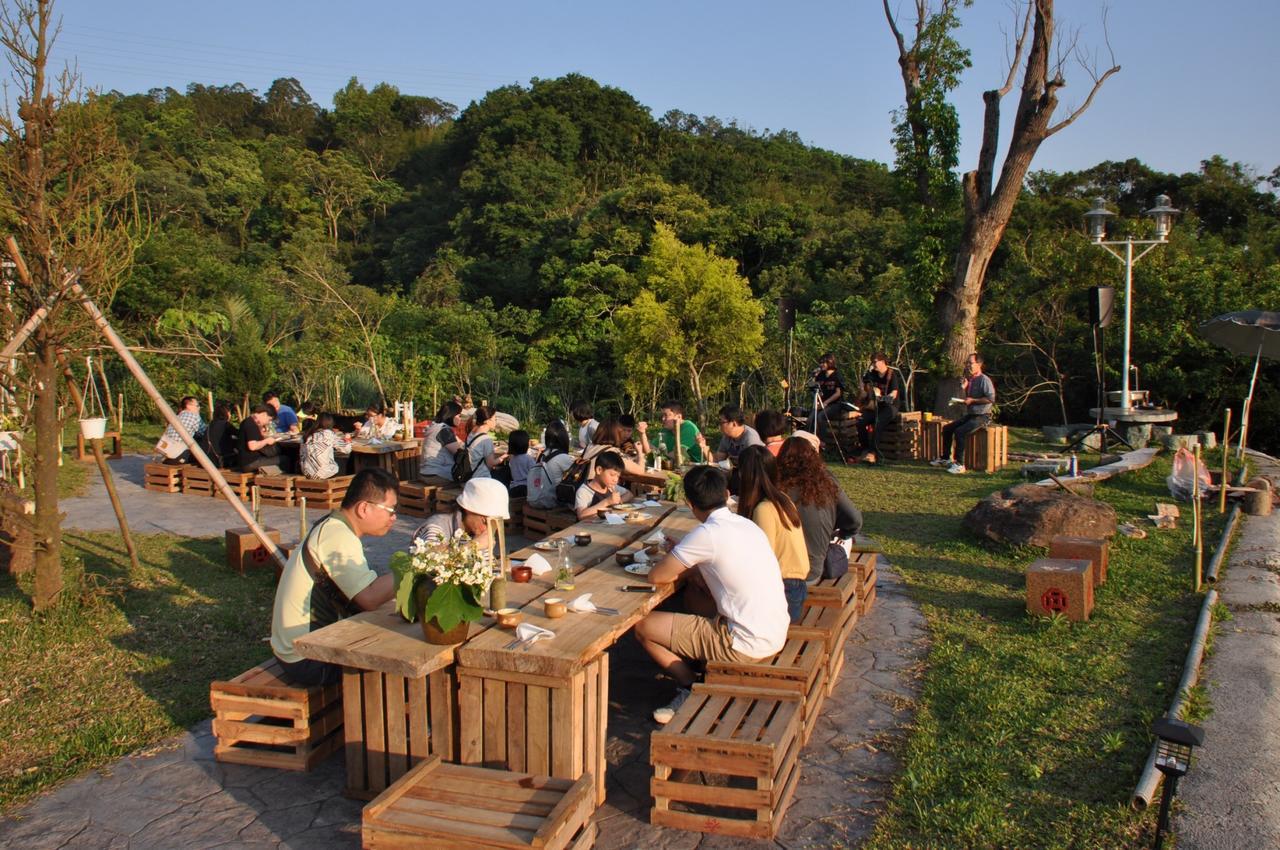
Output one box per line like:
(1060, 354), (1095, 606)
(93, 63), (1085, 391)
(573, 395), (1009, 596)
(456, 478), (510, 519)
(792, 430), (822, 452)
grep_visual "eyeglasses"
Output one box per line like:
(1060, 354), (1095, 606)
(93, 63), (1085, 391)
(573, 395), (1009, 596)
(365, 501), (397, 517)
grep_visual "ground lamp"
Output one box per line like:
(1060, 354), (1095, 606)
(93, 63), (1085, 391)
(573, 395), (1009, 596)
(1084, 195), (1180, 410)
(1149, 716), (1205, 850)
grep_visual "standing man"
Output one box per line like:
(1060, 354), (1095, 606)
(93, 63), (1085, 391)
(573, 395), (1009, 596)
(633, 466), (789, 724)
(263, 391), (300, 434)
(859, 353), (906, 465)
(271, 469), (398, 685)
(933, 353), (996, 475)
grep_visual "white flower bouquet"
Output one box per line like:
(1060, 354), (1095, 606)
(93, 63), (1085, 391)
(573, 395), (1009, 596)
(390, 529), (494, 632)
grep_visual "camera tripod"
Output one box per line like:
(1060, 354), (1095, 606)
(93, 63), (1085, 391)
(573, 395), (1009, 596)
(1069, 323), (1132, 454)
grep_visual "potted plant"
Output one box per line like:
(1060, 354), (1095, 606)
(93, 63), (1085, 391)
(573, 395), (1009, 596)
(389, 530), (493, 645)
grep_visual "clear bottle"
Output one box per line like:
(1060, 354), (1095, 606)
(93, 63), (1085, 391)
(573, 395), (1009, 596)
(554, 541), (574, 591)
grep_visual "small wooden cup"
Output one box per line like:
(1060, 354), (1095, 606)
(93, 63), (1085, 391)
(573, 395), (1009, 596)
(495, 608), (521, 628)
(511, 565), (533, 583)
(544, 598), (567, 619)
(615, 551), (635, 566)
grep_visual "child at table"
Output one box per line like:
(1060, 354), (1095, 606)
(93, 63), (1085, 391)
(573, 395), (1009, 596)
(574, 451), (633, 519)
(506, 429), (534, 498)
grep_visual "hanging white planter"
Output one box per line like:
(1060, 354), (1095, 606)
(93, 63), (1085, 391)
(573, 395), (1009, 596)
(79, 417), (108, 440)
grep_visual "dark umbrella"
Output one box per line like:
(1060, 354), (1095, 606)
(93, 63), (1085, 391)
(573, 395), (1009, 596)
(1198, 310), (1280, 456)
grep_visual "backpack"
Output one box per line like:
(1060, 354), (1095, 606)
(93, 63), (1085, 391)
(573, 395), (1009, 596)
(451, 433), (482, 485)
(554, 445), (621, 505)
(526, 448), (564, 508)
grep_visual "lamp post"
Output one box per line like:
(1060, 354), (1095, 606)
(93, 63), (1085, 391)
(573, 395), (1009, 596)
(1084, 195), (1180, 411)
(1150, 716), (1205, 850)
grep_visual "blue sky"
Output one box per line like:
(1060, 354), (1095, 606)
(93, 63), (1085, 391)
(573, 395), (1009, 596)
(44, 0), (1280, 181)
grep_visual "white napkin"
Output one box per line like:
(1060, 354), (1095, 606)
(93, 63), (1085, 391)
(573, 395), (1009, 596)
(639, 499), (661, 507)
(603, 513), (625, 525)
(516, 623), (555, 642)
(568, 593), (597, 613)
(644, 531), (664, 545)
(524, 552), (552, 575)
(949, 397), (966, 404)
(632, 549), (649, 564)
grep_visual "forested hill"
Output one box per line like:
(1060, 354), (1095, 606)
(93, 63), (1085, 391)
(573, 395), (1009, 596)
(105, 73), (1280, 447)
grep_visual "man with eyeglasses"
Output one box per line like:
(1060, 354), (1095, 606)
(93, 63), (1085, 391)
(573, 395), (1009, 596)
(710, 404), (763, 464)
(271, 468), (399, 686)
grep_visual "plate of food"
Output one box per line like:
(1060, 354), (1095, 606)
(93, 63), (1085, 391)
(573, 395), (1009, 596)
(624, 562), (652, 576)
(533, 541), (558, 551)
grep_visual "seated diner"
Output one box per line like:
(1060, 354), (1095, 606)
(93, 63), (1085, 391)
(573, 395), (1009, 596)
(574, 451), (633, 519)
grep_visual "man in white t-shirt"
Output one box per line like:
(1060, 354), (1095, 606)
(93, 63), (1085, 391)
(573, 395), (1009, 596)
(633, 465), (790, 724)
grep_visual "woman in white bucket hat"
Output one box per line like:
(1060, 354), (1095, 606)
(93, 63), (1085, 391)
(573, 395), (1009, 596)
(411, 477), (510, 550)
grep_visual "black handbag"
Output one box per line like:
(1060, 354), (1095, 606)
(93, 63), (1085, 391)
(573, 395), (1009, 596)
(823, 541), (850, 580)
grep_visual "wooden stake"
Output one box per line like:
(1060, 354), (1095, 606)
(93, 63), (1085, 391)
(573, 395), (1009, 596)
(117, 392), (124, 433)
(207, 390), (214, 419)
(68, 281), (286, 569)
(299, 496), (307, 541)
(1220, 408), (1232, 514)
(96, 357), (115, 421)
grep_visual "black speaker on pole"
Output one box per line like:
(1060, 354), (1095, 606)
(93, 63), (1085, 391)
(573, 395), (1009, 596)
(1089, 286), (1115, 328)
(777, 297), (796, 332)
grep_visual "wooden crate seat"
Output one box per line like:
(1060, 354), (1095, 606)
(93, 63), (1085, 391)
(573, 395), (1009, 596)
(963, 424), (1009, 472)
(1026, 558), (1094, 622)
(143, 462), (182, 493)
(789, 604), (856, 696)
(397, 480), (433, 518)
(877, 418), (922, 461)
(521, 504), (576, 540)
(255, 474), (296, 507)
(858, 554), (879, 616)
(210, 657), (343, 772)
(1048, 534), (1109, 586)
(703, 636), (828, 744)
(649, 691), (802, 839)
(362, 755), (597, 850)
(804, 569), (857, 612)
(294, 475), (353, 511)
(181, 465), (217, 497)
(507, 496), (526, 532)
(215, 470), (256, 503)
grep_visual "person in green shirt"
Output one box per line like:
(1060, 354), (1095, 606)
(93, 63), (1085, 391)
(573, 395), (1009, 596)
(646, 400), (704, 464)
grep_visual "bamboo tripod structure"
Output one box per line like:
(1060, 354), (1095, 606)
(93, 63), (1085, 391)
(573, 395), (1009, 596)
(3, 238), (286, 571)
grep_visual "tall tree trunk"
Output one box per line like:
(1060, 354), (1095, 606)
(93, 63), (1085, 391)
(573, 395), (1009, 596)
(31, 328), (62, 610)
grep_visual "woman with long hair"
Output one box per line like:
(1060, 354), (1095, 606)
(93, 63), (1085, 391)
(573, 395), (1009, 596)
(590, 417), (647, 475)
(300, 413), (353, 479)
(527, 419), (574, 508)
(736, 445), (810, 622)
(419, 401), (464, 480)
(776, 436), (863, 582)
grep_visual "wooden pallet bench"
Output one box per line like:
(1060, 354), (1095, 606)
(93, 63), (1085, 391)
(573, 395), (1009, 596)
(210, 657), (343, 771)
(859, 554), (879, 616)
(255, 474), (296, 507)
(702, 636), (828, 745)
(507, 496), (526, 532)
(650, 690), (802, 839)
(789, 604), (856, 697)
(181, 465), (217, 497)
(964, 424), (1009, 473)
(143, 462), (182, 493)
(294, 475), (353, 511)
(878, 419), (922, 461)
(521, 504), (577, 540)
(76, 430), (123, 461)
(363, 755), (597, 850)
(396, 479), (441, 518)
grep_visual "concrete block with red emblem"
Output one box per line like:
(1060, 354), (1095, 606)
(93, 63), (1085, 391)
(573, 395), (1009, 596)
(1026, 557), (1094, 622)
(225, 526), (282, 574)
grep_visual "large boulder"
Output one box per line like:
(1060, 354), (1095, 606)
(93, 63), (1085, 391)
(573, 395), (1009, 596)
(963, 483), (1118, 547)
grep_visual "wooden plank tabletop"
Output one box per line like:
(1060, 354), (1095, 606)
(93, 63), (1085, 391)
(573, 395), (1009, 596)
(457, 507), (703, 678)
(349, 438), (421, 455)
(293, 602), (456, 679)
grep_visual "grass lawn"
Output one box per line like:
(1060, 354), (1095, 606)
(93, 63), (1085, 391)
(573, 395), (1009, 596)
(843, 430), (1223, 850)
(0, 532), (276, 809)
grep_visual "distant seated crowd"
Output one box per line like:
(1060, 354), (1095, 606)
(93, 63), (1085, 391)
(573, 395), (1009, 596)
(157, 391), (407, 478)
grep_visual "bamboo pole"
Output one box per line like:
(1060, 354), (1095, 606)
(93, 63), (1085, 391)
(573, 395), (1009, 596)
(206, 391), (214, 419)
(1220, 408), (1231, 514)
(96, 357), (115, 422)
(58, 353), (140, 573)
(298, 496), (307, 541)
(68, 281), (285, 569)
(1193, 444), (1203, 592)
(117, 392), (124, 434)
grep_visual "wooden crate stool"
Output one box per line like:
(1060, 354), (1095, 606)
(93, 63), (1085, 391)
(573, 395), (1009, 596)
(507, 496), (526, 532)
(434, 485), (462, 512)
(963, 424), (1009, 473)
(76, 430), (123, 461)
(650, 691), (802, 839)
(256, 474), (296, 507)
(143, 462), (182, 493)
(363, 756), (597, 850)
(181, 465), (216, 497)
(225, 526), (282, 574)
(920, 418), (947, 461)
(458, 654), (610, 806)
(878, 419), (922, 461)
(521, 504), (576, 540)
(215, 470), (256, 503)
(210, 657), (343, 771)
(1048, 534), (1109, 586)
(294, 475), (353, 511)
(788, 605), (855, 696)
(396, 480), (437, 518)
(804, 569), (857, 613)
(857, 553), (878, 616)
(1027, 558), (1094, 622)
(703, 636), (828, 745)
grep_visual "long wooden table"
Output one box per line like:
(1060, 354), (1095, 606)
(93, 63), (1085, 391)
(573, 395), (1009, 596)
(291, 498), (680, 799)
(349, 438), (421, 480)
(455, 506), (702, 803)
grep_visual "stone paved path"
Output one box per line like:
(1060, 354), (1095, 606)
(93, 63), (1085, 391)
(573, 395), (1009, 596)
(1, 453), (927, 848)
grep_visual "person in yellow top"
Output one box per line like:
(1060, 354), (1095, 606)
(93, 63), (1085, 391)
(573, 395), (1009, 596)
(735, 445), (810, 622)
